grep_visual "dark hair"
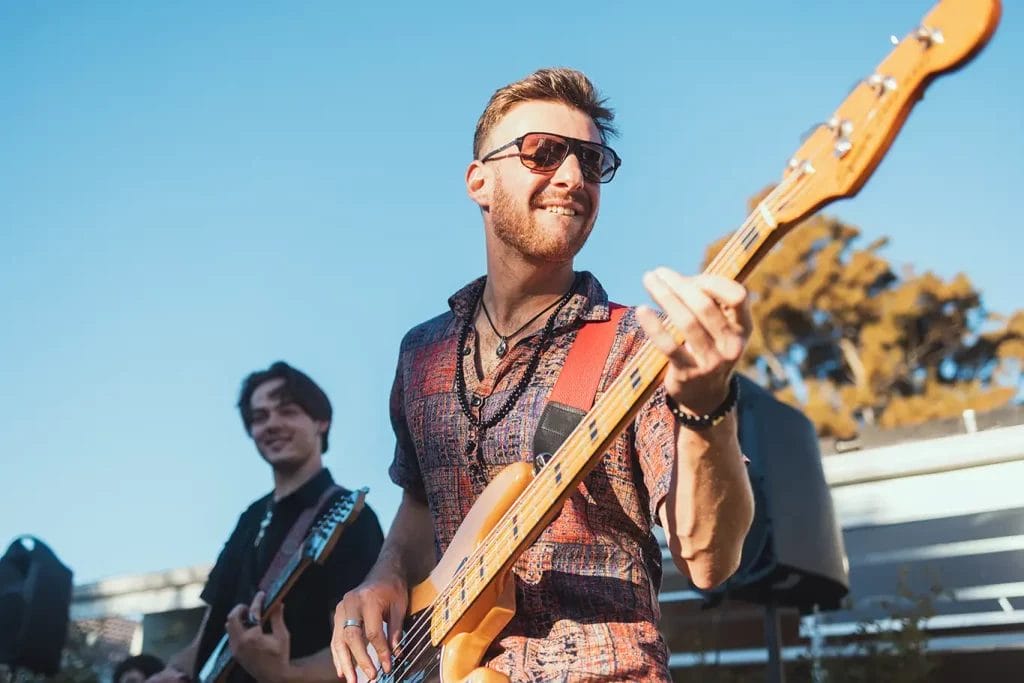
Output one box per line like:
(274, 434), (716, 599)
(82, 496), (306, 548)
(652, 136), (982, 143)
(113, 654), (164, 683)
(237, 361), (333, 454)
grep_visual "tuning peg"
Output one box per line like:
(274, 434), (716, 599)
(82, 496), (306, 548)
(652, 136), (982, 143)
(915, 25), (944, 47)
(827, 117), (854, 137)
(867, 73), (898, 93)
(786, 158), (816, 175)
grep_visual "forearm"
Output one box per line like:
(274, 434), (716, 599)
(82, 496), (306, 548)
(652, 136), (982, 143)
(661, 412), (754, 589)
(371, 492), (436, 585)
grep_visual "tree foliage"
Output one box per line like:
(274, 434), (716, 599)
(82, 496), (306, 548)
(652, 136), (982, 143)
(707, 187), (1024, 438)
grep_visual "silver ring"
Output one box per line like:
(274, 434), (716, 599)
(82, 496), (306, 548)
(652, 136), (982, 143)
(342, 618), (363, 629)
(243, 612), (259, 628)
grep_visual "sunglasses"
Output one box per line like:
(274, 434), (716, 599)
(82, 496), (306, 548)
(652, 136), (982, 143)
(479, 132), (622, 184)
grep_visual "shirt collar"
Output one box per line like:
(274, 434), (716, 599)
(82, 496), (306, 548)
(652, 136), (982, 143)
(447, 271), (612, 330)
(272, 467), (335, 511)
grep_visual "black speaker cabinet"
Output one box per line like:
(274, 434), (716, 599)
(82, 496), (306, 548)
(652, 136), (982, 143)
(692, 376), (849, 612)
(0, 536), (73, 675)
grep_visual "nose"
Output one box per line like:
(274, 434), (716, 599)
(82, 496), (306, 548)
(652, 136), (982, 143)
(257, 411), (283, 437)
(550, 152), (585, 191)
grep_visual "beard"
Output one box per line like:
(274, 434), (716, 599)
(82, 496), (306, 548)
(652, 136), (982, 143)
(489, 176), (596, 263)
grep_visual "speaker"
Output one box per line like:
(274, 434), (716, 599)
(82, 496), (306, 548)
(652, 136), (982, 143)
(692, 376), (849, 613)
(0, 536), (73, 675)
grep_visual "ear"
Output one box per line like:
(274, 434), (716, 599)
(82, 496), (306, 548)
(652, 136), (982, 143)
(317, 420), (330, 437)
(466, 159), (492, 210)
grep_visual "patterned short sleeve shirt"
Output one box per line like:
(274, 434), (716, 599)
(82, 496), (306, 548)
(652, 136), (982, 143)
(389, 272), (677, 682)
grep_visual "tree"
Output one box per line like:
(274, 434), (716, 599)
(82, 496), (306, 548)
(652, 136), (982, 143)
(707, 187), (1024, 438)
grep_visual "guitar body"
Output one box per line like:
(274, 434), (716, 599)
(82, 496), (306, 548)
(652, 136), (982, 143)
(405, 461), (534, 683)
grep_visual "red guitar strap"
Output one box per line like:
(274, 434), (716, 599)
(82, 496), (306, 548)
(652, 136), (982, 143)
(257, 484), (341, 593)
(549, 303), (627, 410)
(532, 304), (627, 459)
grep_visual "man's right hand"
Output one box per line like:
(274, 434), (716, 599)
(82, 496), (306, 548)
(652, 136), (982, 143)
(331, 570), (408, 683)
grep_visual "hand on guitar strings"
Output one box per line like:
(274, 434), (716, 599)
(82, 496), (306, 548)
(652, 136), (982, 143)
(331, 573), (404, 682)
(225, 591), (292, 683)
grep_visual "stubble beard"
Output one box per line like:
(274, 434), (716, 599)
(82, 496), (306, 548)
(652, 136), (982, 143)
(489, 178), (595, 264)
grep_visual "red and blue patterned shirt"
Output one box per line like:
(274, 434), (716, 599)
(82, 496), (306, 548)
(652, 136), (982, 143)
(389, 272), (678, 682)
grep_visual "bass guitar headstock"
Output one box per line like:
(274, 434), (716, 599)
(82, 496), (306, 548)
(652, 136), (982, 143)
(715, 0), (1001, 282)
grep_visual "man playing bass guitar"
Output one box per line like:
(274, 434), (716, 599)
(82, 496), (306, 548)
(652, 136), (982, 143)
(332, 69), (754, 682)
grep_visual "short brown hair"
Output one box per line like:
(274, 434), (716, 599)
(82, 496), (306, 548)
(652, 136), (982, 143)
(473, 67), (617, 158)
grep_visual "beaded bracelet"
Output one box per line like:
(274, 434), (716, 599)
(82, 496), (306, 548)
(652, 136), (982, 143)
(665, 374), (740, 431)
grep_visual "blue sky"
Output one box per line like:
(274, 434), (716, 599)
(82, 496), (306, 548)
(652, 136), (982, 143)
(2, 1), (1020, 585)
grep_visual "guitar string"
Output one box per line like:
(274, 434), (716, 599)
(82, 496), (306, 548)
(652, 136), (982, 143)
(377, 57), (904, 679)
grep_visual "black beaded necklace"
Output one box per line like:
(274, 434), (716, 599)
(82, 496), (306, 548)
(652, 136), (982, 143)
(455, 275), (578, 431)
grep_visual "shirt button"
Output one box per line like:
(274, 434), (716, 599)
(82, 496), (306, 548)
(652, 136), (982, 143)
(461, 345), (472, 356)
(470, 394), (483, 407)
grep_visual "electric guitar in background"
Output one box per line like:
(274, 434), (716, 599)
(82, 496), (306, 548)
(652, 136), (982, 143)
(196, 487), (368, 683)
(379, 1), (1002, 681)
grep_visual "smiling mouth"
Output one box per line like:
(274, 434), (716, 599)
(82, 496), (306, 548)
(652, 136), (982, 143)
(542, 206), (579, 217)
(265, 437), (290, 450)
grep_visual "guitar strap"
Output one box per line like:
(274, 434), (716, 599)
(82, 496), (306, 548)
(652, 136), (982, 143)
(532, 303), (627, 460)
(256, 484), (342, 593)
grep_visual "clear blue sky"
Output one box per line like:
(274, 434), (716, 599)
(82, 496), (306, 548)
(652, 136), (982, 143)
(2, 1), (1021, 584)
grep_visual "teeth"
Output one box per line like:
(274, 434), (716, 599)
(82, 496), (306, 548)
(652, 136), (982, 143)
(544, 206), (576, 216)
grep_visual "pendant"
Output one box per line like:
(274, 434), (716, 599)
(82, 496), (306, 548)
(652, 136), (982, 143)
(253, 505), (273, 548)
(496, 337), (508, 358)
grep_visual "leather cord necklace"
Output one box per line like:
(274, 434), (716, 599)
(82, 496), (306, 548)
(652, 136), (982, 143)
(480, 295), (565, 358)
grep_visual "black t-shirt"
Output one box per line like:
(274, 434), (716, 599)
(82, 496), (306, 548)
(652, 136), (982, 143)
(195, 468), (383, 679)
